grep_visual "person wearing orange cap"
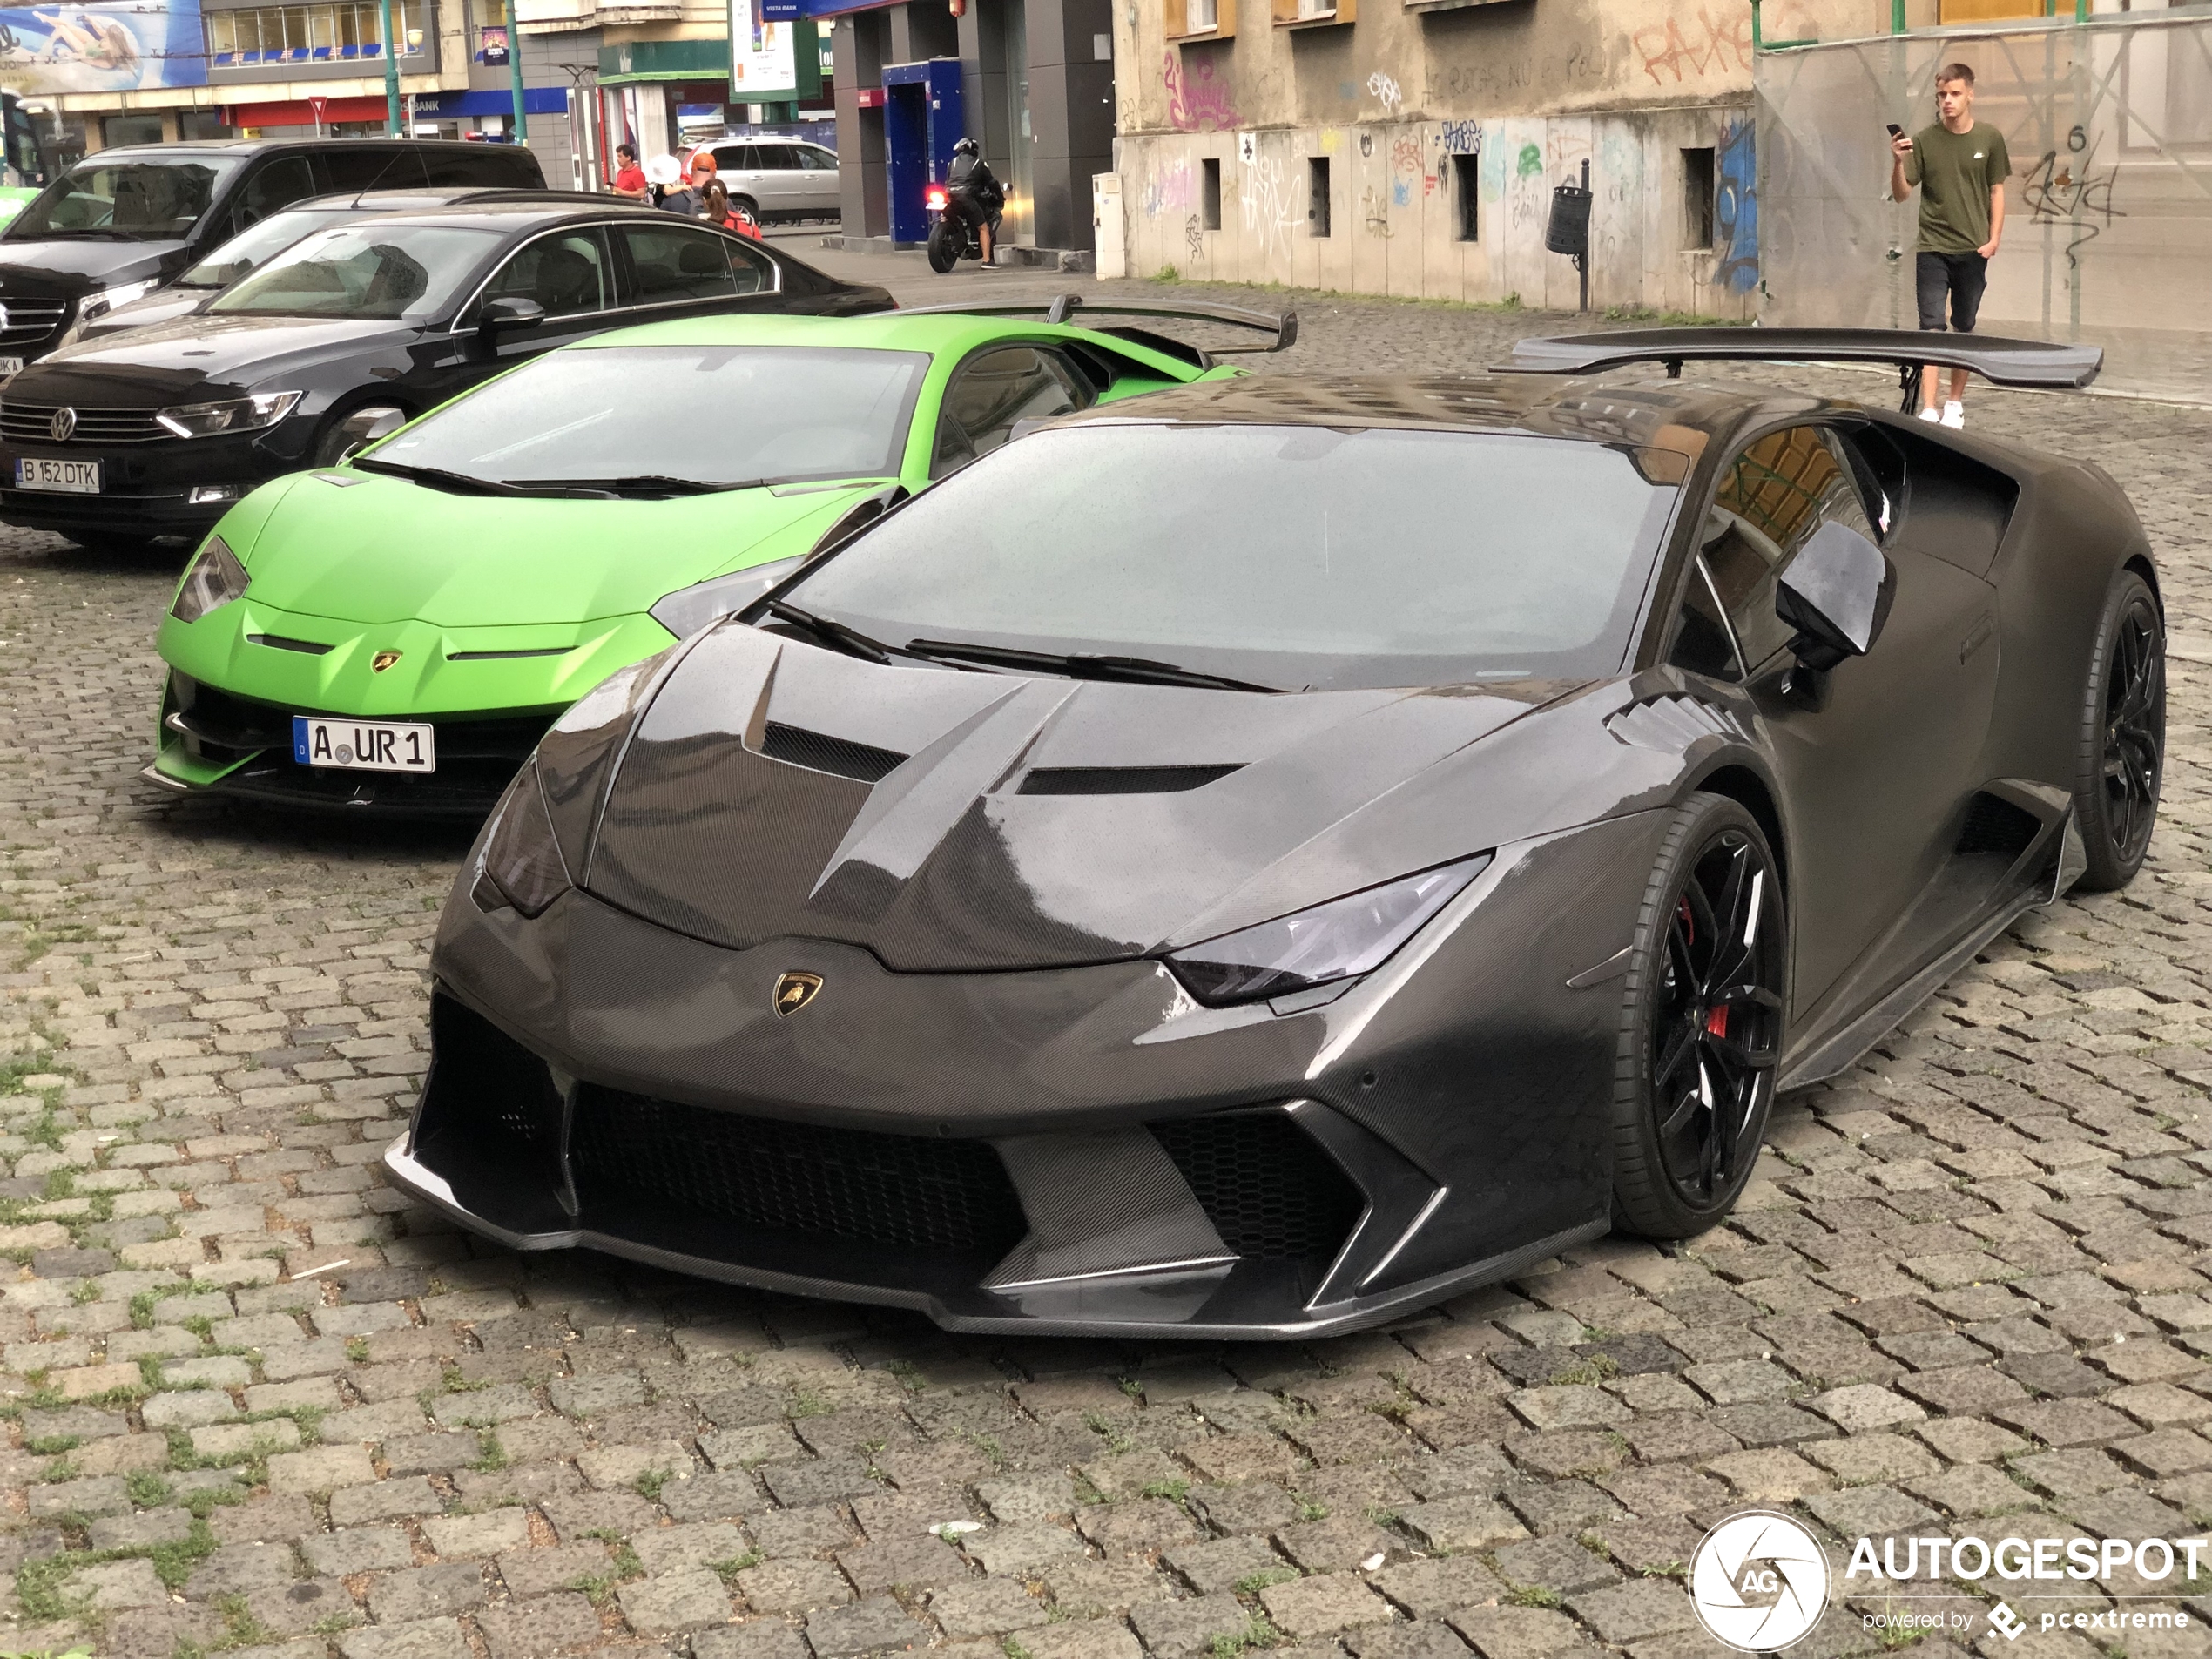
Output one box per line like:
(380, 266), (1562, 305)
(661, 149), (716, 219)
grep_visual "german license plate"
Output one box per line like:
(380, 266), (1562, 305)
(15, 456), (98, 493)
(292, 716), (435, 772)
(0, 357), (25, 380)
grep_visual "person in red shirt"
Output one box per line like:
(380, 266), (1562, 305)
(610, 144), (648, 202)
(700, 179), (762, 240)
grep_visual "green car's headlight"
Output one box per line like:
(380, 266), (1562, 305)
(1163, 854), (1494, 1007)
(650, 555), (803, 640)
(156, 390), (301, 440)
(171, 536), (251, 624)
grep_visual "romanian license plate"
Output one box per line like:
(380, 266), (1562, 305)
(292, 715), (435, 773)
(15, 456), (98, 493)
(0, 357), (25, 380)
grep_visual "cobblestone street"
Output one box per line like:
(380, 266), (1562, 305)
(4, 280), (2212, 1659)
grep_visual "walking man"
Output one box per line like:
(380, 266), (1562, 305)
(1890, 63), (2008, 428)
(610, 144), (649, 203)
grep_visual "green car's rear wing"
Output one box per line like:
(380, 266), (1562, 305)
(1502, 327), (2102, 412)
(899, 293), (1298, 358)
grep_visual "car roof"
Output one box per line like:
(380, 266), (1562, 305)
(88, 138), (520, 159)
(556, 308), (1204, 362)
(295, 199), (717, 232)
(1045, 371), (1835, 458)
(279, 187), (604, 214)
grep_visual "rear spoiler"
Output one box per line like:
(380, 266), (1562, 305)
(1504, 327), (2102, 405)
(897, 293), (1298, 354)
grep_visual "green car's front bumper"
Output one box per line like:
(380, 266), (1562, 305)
(148, 605), (678, 816)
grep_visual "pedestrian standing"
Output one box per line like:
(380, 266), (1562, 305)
(662, 152), (717, 219)
(610, 143), (649, 202)
(1890, 62), (2008, 429)
(700, 179), (762, 240)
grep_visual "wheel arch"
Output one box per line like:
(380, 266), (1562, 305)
(1683, 759), (1789, 902)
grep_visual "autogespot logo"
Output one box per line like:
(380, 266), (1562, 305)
(1689, 1511), (1831, 1652)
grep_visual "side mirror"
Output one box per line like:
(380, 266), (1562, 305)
(1777, 520), (1892, 672)
(479, 295), (545, 335)
(330, 405), (407, 464)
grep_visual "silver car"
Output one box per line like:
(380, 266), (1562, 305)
(701, 138), (840, 223)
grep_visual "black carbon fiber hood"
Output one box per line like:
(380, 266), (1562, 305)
(577, 623), (1576, 972)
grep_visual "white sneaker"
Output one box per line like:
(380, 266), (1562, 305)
(1941, 401), (1965, 428)
(1918, 407), (1943, 422)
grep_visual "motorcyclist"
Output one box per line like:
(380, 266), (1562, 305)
(944, 137), (1004, 267)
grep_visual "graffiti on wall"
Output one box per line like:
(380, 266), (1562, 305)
(1185, 213), (1205, 262)
(1634, 6), (1753, 85)
(1165, 52), (1240, 131)
(1240, 150), (1300, 259)
(1366, 71), (1403, 116)
(1143, 160), (1199, 218)
(1714, 116), (1757, 292)
(1440, 118), (1480, 156)
(2021, 132), (2124, 273)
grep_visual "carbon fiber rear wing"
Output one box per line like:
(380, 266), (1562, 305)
(1505, 327), (2103, 392)
(897, 293), (1298, 354)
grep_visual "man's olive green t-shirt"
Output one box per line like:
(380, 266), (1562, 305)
(1905, 121), (2011, 254)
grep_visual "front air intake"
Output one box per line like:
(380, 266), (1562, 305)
(1150, 1110), (1365, 1259)
(758, 722), (907, 783)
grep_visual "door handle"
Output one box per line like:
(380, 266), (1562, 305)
(1960, 612), (1994, 663)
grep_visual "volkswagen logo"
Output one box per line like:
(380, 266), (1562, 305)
(48, 407), (75, 443)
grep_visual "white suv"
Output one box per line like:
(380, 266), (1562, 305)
(697, 138), (840, 223)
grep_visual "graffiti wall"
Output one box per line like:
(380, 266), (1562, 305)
(0, 0), (208, 94)
(1116, 106), (1755, 317)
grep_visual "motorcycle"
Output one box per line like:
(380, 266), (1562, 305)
(925, 182), (990, 273)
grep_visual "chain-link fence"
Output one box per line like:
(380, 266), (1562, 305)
(1757, 17), (2212, 403)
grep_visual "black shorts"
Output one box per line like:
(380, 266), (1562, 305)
(1916, 250), (1988, 333)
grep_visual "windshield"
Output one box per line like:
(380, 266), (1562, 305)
(9, 155), (239, 240)
(368, 345), (928, 488)
(208, 223), (500, 320)
(779, 423), (1680, 691)
(179, 207), (360, 288)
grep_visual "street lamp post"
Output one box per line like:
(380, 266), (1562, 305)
(507, 2), (529, 144)
(380, 0), (401, 135)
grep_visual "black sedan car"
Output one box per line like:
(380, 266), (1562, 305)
(0, 138), (543, 372)
(0, 199), (894, 553)
(382, 331), (2163, 1339)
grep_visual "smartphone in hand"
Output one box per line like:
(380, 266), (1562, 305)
(1886, 123), (1905, 138)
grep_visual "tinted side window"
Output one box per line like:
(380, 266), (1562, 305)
(335, 145), (428, 192)
(424, 147), (539, 189)
(1666, 556), (1742, 681)
(482, 230), (610, 317)
(1699, 425), (1876, 673)
(795, 146), (838, 172)
(619, 222), (741, 304)
(711, 145), (754, 172)
(756, 144), (803, 170)
(932, 347), (1093, 479)
(233, 155), (318, 229)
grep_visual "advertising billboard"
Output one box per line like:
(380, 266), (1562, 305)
(0, 0), (208, 92)
(728, 0), (795, 98)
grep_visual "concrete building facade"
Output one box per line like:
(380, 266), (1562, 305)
(1109, 0), (1871, 313)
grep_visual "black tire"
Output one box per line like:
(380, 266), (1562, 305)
(927, 218), (961, 274)
(314, 404), (408, 469)
(2072, 568), (2164, 892)
(732, 195), (760, 222)
(1610, 792), (1788, 1239)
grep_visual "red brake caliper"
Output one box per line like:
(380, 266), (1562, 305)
(1705, 1005), (1729, 1037)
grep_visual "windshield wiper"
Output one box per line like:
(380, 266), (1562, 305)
(350, 457), (538, 497)
(533, 474), (773, 497)
(904, 639), (1284, 693)
(765, 600), (896, 665)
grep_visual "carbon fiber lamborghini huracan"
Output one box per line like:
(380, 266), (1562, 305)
(382, 328), (2164, 1338)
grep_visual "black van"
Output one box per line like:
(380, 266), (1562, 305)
(0, 138), (543, 375)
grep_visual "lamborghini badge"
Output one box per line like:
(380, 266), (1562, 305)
(773, 971), (823, 1016)
(372, 651), (402, 673)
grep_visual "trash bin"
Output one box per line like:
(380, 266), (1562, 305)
(1545, 179), (1591, 259)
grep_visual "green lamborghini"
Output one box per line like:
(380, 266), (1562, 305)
(148, 300), (1290, 813)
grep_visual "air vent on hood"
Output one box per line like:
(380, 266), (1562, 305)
(1018, 765), (1244, 796)
(758, 721), (908, 784)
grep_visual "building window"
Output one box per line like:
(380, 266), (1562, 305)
(206, 2), (428, 68)
(1452, 152), (1477, 241)
(1201, 157), (1221, 231)
(103, 113), (165, 147)
(179, 110), (233, 140)
(1308, 156), (1330, 237)
(1683, 147), (1715, 249)
(1164, 0), (1234, 42)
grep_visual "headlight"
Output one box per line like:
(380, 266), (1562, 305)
(79, 277), (158, 320)
(170, 536), (250, 623)
(156, 390), (301, 440)
(649, 555), (803, 640)
(472, 763), (570, 918)
(1163, 854), (1494, 1007)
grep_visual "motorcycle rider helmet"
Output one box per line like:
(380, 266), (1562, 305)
(954, 137), (980, 157)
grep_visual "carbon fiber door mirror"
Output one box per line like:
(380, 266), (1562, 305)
(1778, 519), (1892, 671)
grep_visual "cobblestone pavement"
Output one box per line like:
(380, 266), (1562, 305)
(3, 286), (2212, 1659)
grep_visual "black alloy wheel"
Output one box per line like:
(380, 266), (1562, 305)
(1611, 792), (1787, 1238)
(2074, 570), (2164, 892)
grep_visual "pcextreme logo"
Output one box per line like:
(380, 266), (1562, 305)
(1689, 1512), (1831, 1651)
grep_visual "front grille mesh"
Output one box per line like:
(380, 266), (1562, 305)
(0, 401), (169, 445)
(1151, 1111), (1366, 1259)
(570, 1089), (1028, 1256)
